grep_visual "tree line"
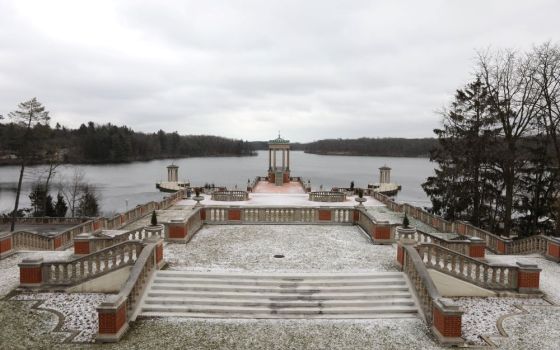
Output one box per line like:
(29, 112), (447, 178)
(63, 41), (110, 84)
(0, 120), (254, 165)
(423, 42), (560, 238)
(302, 138), (436, 157)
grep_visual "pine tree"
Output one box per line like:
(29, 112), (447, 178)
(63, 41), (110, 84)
(54, 192), (68, 217)
(45, 195), (56, 217)
(78, 185), (99, 217)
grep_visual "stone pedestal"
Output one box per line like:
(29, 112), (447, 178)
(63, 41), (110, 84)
(432, 299), (464, 345)
(467, 237), (486, 258)
(0, 232), (14, 259)
(516, 262), (541, 293)
(144, 224), (164, 240)
(74, 233), (92, 255)
(546, 237), (560, 262)
(19, 258), (44, 287)
(396, 226), (416, 240)
(96, 296), (128, 343)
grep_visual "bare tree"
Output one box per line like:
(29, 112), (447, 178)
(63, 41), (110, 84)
(58, 167), (85, 218)
(7, 98), (50, 231)
(477, 50), (541, 235)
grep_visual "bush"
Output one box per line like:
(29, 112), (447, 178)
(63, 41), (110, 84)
(151, 210), (158, 226)
(403, 214), (410, 228)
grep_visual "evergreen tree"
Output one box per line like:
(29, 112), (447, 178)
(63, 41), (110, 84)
(29, 183), (47, 216)
(54, 192), (68, 217)
(45, 195), (56, 217)
(78, 185), (99, 217)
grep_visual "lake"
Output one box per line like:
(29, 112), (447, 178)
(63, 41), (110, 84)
(0, 151), (436, 215)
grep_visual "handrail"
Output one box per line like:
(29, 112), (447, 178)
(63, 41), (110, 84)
(211, 190), (249, 201)
(416, 243), (518, 290)
(308, 191), (347, 202)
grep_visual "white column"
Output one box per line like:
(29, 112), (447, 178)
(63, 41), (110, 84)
(282, 149), (285, 170)
(287, 149), (290, 170)
(268, 149), (272, 170)
(272, 149), (276, 170)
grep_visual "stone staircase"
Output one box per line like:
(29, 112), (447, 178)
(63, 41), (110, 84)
(138, 271), (418, 319)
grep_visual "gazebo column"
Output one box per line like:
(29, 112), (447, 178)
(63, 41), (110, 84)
(287, 149), (290, 170)
(272, 149), (276, 170)
(282, 149), (285, 170)
(268, 149), (272, 170)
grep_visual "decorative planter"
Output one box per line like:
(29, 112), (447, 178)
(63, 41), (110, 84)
(144, 224), (164, 238)
(193, 195), (205, 207)
(396, 226), (417, 241)
(355, 197), (367, 207)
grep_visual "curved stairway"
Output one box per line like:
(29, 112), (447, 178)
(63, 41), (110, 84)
(138, 271), (418, 319)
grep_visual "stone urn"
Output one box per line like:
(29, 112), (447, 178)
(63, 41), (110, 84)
(193, 188), (205, 207)
(396, 226), (417, 241)
(355, 189), (367, 207)
(144, 224), (165, 239)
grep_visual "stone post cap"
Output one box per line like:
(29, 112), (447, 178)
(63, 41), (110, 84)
(468, 236), (484, 242)
(434, 299), (463, 314)
(98, 295), (126, 311)
(18, 257), (44, 266)
(75, 233), (91, 239)
(516, 262), (541, 271)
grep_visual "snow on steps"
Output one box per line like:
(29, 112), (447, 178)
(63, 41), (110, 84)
(139, 271), (419, 319)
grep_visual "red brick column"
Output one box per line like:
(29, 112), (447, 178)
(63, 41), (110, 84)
(166, 222), (187, 242)
(97, 296), (128, 343)
(432, 300), (464, 345)
(318, 209), (331, 221)
(546, 238), (560, 262)
(516, 262), (541, 293)
(353, 209), (360, 223)
(467, 237), (486, 258)
(74, 233), (92, 255)
(0, 233), (14, 259)
(396, 244), (405, 268)
(19, 258), (44, 287)
(372, 223), (393, 244)
(228, 208), (241, 221)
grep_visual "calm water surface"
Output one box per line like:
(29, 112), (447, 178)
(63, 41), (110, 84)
(0, 151), (436, 215)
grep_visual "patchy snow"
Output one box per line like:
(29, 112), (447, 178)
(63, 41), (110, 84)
(165, 225), (398, 272)
(176, 193), (384, 208)
(485, 254), (560, 305)
(123, 317), (444, 350)
(488, 305), (560, 349)
(12, 292), (107, 342)
(0, 250), (73, 298)
(443, 297), (548, 345)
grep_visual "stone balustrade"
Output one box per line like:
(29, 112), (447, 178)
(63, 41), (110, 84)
(74, 225), (165, 255)
(97, 238), (164, 342)
(0, 217), (88, 225)
(308, 191), (347, 202)
(203, 206), (355, 225)
(372, 190), (560, 257)
(1, 190), (186, 259)
(211, 190), (249, 201)
(398, 242), (464, 345)
(399, 229), (486, 258)
(415, 243), (540, 292)
(19, 241), (145, 288)
(164, 208), (204, 243)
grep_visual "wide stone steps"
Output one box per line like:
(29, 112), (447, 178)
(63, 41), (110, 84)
(139, 271), (418, 319)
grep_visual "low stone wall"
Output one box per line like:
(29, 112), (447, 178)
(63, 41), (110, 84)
(211, 190), (249, 201)
(415, 243), (541, 292)
(372, 191), (560, 257)
(308, 191), (346, 202)
(397, 242), (464, 345)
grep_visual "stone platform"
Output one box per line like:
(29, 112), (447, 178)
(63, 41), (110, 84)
(253, 181), (306, 194)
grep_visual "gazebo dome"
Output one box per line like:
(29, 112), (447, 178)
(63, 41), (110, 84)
(268, 134), (290, 145)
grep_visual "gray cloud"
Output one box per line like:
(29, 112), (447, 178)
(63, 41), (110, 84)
(1, 0), (559, 142)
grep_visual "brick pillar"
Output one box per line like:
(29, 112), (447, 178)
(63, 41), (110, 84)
(96, 296), (128, 343)
(467, 237), (486, 258)
(19, 258), (44, 287)
(432, 299), (464, 345)
(74, 233), (92, 255)
(165, 222), (187, 243)
(318, 209), (332, 221)
(353, 209), (360, 223)
(516, 262), (541, 293)
(546, 238), (560, 262)
(372, 222), (393, 244)
(228, 208), (241, 221)
(0, 233), (14, 259)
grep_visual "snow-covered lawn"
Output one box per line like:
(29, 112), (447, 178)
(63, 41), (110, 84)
(485, 254), (560, 305)
(11, 292), (107, 343)
(444, 297), (548, 345)
(165, 225), (398, 272)
(0, 250), (73, 298)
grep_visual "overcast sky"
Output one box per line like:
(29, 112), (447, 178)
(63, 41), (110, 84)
(1, 1), (559, 142)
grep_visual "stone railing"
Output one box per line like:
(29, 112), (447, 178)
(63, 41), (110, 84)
(19, 241), (145, 288)
(97, 238), (164, 342)
(74, 225), (165, 255)
(247, 176), (264, 192)
(401, 229), (486, 258)
(398, 242), (464, 345)
(1, 190), (186, 259)
(308, 191), (347, 202)
(211, 190), (249, 201)
(355, 208), (394, 244)
(372, 190), (560, 257)
(203, 206), (355, 225)
(415, 243), (540, 292)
